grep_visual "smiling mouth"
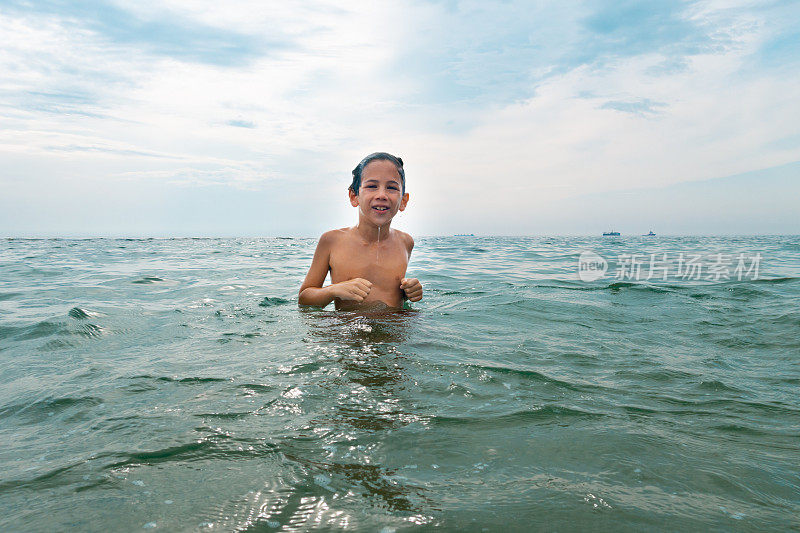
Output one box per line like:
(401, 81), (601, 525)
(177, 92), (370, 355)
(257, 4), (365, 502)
(372, 206), (389, 211)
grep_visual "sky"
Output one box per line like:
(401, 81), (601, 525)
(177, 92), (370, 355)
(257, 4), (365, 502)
(1, 0), (799, 237)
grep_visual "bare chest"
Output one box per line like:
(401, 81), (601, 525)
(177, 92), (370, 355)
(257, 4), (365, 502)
(330, 239), (409, 305)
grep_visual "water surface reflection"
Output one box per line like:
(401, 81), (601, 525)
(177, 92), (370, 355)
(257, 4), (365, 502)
(261, 307), (437, 528)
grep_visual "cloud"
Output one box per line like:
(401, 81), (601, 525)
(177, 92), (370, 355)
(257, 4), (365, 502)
(0, 0), (799, 236)
(0, 0), (270, 66)
(115, 166), (276, 189)
(581, 1), (721, 57)
(43, 144), (177, 158)
(226, 119), (256, 129)
(600, 98), (668, 116)
(384, 0), (738, 114)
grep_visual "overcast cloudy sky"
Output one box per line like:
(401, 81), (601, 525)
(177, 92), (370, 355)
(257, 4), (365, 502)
(1, 0), (798, 236)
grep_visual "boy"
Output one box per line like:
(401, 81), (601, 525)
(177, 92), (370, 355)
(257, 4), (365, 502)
(298, 152), (423, 309)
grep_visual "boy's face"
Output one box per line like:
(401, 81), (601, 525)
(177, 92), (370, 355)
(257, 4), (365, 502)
(349, 159), (409, 225)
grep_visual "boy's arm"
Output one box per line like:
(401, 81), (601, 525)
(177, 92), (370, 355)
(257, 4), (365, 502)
(299, 232), (336, 306)
(298, 232), (371, 307)
(400, 234), (423, 302)
(405, 234), (414, 257)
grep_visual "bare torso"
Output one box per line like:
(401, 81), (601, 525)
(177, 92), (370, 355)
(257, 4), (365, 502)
(329, 227), (411, 309)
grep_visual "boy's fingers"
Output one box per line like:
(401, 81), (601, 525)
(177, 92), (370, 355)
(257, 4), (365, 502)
(403, 281), (420, 292)
(352, 279), (371, 291)
(401, 278), (418, 289)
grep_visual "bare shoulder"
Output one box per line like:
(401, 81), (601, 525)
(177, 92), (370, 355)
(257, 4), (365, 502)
(319, 227), (349, 246)
(393, 229), (414, 253)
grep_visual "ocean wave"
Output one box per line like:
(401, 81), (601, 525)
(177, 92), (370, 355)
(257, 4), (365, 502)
(0, 395), (105, 424)
(14, 320), (64, 341)
(642, 395), (800, 417)
(132, 276), (166, 284)
(104, 435), (280, 469)
(548, 280), (680, 294)
(10, 318), (105, 345)
(466, 363), (600, 393)
(695, 379), (745, 394)
(0, 459), (89, 495)
(128, 374), (230, 384)
(67, 307), (100, 319)
(430, 405), (604, 428)
(236, 383), (278, 394)
(193, 410), (254, 420)
(749, 276), (797, 284)
(613, 368), (700, 382)
(259, 296), (291, 307)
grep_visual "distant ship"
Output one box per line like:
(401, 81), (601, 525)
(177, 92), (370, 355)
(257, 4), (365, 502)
(454, 233), (475, 237)
(602, 231), (620, 236)
(642, 230), (656, 236)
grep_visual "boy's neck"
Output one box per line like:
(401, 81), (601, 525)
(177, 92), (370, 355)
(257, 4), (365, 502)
(355, 219), (390, 243)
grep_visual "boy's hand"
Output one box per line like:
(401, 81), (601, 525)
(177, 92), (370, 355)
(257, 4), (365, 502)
(333, 278), (372, 302)
(400, 278), (423, 302)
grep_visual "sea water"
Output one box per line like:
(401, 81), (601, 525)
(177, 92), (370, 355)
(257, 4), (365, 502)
(0, 236), (798, 531)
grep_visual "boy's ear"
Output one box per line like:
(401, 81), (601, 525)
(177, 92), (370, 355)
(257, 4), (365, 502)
(398, 192), (409, 212)
(348, 188), (359, 207)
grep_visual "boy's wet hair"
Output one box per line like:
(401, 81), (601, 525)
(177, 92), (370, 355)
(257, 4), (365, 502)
(350, 152), (405, 194)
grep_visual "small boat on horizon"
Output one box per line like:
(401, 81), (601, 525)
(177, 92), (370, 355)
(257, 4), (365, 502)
(454, 233), (475, 237)
(642, 230), (656, 236)
(602, 231), (620, 236)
